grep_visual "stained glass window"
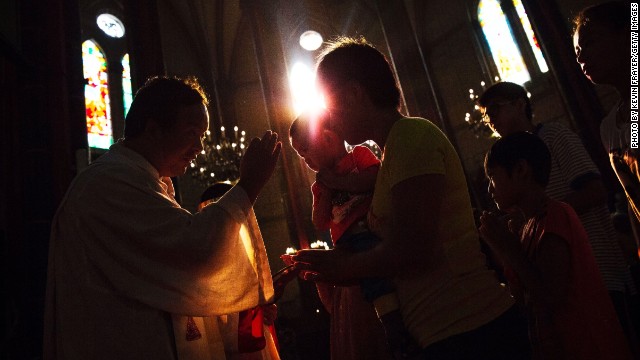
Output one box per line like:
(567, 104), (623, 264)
(122, 53), (133, 117)
(478, 0), (530, 84)
(513, 0), (548, 73)
(82, 40), (113, 149)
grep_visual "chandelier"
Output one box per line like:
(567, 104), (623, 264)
(464, 80), (500, 139)
(188, 125), (247, 187)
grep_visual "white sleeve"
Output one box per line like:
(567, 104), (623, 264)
(55, 165), (269, 316)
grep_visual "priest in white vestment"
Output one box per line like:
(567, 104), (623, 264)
(43, 76), (282, 360)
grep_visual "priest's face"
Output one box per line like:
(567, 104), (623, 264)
(157, 103), (209, 177)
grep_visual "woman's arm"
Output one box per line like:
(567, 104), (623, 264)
(294, 173), (446, 281)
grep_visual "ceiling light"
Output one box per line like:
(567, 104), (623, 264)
(299, 30), (323, 51)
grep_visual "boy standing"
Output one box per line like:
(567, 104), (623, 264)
(477, 82), (637, 344)
(480, 132), (631, 359)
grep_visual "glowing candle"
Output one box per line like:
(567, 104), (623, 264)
(310, 240), (329, 250)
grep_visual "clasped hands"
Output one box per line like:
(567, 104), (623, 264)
(478, 210), (522, 261)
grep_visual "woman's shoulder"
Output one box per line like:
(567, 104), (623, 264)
(394, 117), (438, 131)
(389, 117), (446, 143)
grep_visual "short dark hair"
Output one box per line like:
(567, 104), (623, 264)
(124, 76), (209, 138)
(316, 36), (401, 109)
(477, 82), (532, 121)
(573, 1), (628, 34)
(485, 131), (551, 187)
(289, 108), (332, 144)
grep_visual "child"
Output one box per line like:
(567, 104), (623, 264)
(289, 109), (418, 359)
(477, 81), (638, 347)
(479, 132), (632, 359)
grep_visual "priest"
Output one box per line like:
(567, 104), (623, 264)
(43, 76), (281, 359)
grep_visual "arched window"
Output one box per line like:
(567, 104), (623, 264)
(122, 53), (133, 117)
(478, 0), (548, 85)
(82, 39), (113, 149)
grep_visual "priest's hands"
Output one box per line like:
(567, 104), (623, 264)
(237, 131), (282, 203)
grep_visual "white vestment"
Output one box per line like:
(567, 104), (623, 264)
(44, 142), (276, 360)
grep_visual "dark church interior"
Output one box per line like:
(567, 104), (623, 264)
(0, 0), (634, 358)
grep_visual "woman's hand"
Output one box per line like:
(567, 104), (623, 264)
(292, 248), (361, 286)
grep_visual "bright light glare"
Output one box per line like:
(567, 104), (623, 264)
(289, 61), (325, 115)
(299, 31), (323, 51)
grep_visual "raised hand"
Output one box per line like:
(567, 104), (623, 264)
(237, 131), (282, 203)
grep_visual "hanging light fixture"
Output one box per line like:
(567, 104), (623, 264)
(464, 81), (500, 139)
(188, 126), (247, 187)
